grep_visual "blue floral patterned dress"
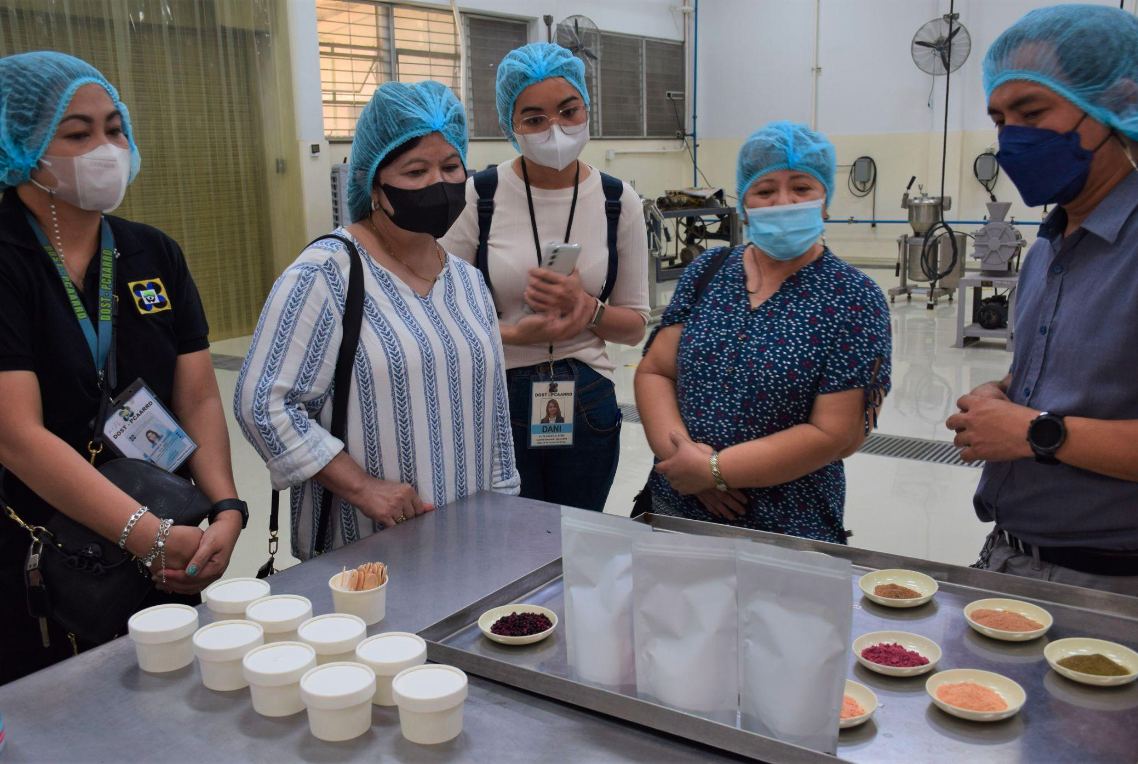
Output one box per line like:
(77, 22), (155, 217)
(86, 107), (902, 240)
(646, 245), (892, 543)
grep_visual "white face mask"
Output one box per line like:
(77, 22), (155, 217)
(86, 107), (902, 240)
(516, 123), (591, 172)
(33, 143), (131, 212)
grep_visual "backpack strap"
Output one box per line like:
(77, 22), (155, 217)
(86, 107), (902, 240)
(472, 168), (499, 304)
(692, 246), (734, 304)
(262, 233), (365, 569)
(598, 172), (623, 303)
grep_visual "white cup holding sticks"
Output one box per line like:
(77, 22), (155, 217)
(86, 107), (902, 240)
(329, 563), (388, 626)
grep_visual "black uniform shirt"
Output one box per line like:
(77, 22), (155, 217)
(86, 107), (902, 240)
(0, 188), (210, 540)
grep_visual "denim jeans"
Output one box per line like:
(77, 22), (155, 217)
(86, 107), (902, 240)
(507, 358), (621, 511)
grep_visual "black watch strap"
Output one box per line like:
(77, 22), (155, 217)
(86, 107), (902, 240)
(209, 498), (249, 529)
(1028, 412), (1065, 465)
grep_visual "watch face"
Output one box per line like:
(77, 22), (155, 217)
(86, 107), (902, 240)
(1032, 417), (1063, 449)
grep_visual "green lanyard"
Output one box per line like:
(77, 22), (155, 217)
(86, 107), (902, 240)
(25, 212), (116, 382)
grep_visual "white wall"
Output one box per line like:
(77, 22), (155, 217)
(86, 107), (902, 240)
(692, 0), (1131, 264)
(460, 0), (686, 40)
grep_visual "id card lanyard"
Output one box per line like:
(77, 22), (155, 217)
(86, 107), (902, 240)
(25, 212), (116, 384)
(521, 159), (581, 448)
(520, 157), (580, 362)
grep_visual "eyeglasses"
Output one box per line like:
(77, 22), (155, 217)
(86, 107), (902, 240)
(513, 105), (590, 141)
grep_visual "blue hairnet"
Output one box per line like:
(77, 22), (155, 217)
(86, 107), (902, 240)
(0, 51), (140, 190)
(736, 121), (836, 210)
(983, 4), (1138, 140)
(495, 43), (590, 146)
(347, 80), (467, 223)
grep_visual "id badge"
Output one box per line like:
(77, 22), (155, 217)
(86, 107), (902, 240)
(102, 378), (197, 472)
(529, 379), (576, 448)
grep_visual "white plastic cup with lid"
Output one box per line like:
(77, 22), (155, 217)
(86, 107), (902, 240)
(203, 577), (271, 616)
(391, 664), (468, 744)
(192, 619), (264, 691)
(127, 604), (199, 673)
(243, 641), (318, 717)
(297, 613), (367, 664)
(245, 594), (313, 643)
(354, 632), (427, 705)
(329, 572), (387, 626)
(299, 662), (377, 741)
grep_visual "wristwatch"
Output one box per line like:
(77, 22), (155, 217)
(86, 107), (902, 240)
(709, 452), (729, 492)
(1027, 412), (1066, 465)
(590, 298), (606, 326)
(209, 498), (250, 529)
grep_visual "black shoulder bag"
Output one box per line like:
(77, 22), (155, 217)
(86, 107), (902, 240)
(3, 256), (212, 647)
(258, 233), (365, 577)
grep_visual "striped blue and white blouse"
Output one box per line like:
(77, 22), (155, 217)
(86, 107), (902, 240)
(236, 229), (519, 559)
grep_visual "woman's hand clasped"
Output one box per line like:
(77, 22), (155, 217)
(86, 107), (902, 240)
(351, 476), (435, 529)
(156, 513), (242, 594)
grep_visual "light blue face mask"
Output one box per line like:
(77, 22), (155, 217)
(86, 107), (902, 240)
(744, 198), (825, 261)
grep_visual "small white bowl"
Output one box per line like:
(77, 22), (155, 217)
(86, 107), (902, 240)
(840, 680), (878, 729)
(963, 598), (1052, 642)
(853, 631), (941, 677)
(478, 605), (558, 646)
(243, 641), (318, 717)
(858, 569), (938, 608)
(1044, 638), (1138, 687)
(926, 669), (1026, 722)
(203, 577), (271, 616)
(193, 619), (265, 691)
(330, 572), (387, 626)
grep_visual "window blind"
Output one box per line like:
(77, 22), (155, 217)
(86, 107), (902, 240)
(317, 0), (458, 139)
(598, 33), (644, 137)
(464, 15), (527, 138)
(645, 40), (685, 138)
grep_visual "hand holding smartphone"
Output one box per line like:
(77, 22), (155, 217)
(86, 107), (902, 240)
(523, 241), (582, 314)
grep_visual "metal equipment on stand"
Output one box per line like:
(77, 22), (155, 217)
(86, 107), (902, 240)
(642, 193), (740, 324)
(888, 177), (966, 307)
(954, 201), (1024, 351)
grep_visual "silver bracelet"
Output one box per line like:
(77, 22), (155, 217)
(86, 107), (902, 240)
(119, 507), (149, 550)
(141, 518), (173, 575)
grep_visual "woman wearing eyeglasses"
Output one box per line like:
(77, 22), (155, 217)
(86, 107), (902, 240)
(443, 43), (649, 512)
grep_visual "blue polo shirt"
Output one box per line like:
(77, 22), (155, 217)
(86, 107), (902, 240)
(974, 171), (1138, 550)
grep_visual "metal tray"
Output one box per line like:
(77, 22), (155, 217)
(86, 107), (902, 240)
(419, 515), (1138, 763)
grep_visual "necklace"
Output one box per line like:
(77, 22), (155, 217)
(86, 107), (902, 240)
(368, 215), (445, 285)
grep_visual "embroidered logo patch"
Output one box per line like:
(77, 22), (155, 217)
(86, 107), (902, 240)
(128, 279), (171, 314)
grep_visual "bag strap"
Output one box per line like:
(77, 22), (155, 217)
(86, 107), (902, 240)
(261, 233), (365, 574)
(472, 167), (498, 309)
(598, 172), (623, 304)
(692, 246), (733, 305)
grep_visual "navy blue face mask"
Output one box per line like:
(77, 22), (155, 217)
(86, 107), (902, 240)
(996, 114), (1112, 207)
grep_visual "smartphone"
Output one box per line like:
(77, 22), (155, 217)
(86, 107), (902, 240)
(523, 242), (583, 314)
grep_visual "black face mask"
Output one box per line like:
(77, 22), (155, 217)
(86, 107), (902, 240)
(379, 180), (467, 238)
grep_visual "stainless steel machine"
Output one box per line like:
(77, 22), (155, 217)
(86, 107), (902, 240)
(953, 201), (1025, 350)
(888, 179), (966, 306)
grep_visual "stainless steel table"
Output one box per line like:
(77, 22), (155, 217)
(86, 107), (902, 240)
(0, 493), (733, 763)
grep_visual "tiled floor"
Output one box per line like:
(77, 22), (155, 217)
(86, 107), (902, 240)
(212, 266), (1011, 577)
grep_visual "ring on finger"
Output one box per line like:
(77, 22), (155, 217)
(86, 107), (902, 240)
(395, 515), (406, 524)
